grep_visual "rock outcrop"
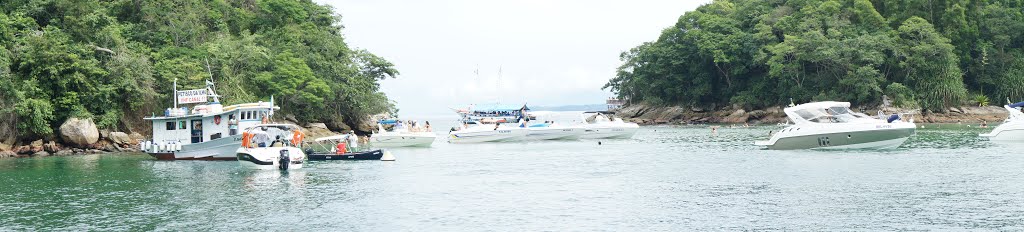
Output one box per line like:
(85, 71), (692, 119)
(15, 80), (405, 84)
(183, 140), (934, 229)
(108, 132), (132, 145)
(59, 117), (100, 148)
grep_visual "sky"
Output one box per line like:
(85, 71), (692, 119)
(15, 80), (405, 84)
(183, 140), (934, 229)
(314, 0), (712, 116)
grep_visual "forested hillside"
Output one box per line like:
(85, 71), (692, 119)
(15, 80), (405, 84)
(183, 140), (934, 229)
(605, 0), (1024, 112)
(0, 0), (397, 142)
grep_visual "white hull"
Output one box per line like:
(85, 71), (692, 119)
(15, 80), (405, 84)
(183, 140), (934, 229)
(236, 147), (306, 170)
(147, 134), (243, 160)
(370, 133), (436, 147)
(811, 137), (909, 150)
(981, 120), (1024, 142)
(581, 126), (639, 139)
(448, 128), (527, 143)
(526, 127), (584, 140)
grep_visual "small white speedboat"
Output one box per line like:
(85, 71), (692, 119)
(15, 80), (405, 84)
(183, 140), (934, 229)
(525, 122), (584, 140)
(448, 121), (527, 143)
(370, 122), (436, 147)
(236, 124), (307, 170)
(579, 113), (640, 139)
(754, 101), (916, 150)
(980, 101), (1024, 142)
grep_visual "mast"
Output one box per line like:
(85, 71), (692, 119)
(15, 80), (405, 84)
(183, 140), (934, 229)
(173, 78), (178, 109)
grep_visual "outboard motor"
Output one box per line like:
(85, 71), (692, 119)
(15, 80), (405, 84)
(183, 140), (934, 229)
(278, 150), (290, 171)
(887, 114), (901, 123)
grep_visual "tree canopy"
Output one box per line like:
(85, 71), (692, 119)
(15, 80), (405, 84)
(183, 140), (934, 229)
(0, 0), (397, 141)
(605, 0), (1024, 111)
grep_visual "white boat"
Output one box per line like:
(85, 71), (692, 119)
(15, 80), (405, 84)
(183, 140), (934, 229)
(579, 112), (640, 139)
(980, 101), (1024, 141)
(448, 121), (527, 143)
(236, 124), (307, 170)
(140, 79), (279, 160)
(525, 122), (584, 140)
(370, 120), (437, 147)
(754, 101), (916, 150)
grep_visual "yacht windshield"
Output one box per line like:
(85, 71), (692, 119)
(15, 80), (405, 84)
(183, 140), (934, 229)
(794, 107), (872, 123)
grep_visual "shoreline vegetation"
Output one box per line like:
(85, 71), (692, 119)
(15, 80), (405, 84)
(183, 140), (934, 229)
(603, 0), (1024, 123)
(0, 0), (397, 158)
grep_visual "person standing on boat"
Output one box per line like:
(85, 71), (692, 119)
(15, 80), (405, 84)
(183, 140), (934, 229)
(252, 127), (271, 147)
(425, 121), (432, 132)
(228, 115), (239, 135)
(347, 131), (359, 152)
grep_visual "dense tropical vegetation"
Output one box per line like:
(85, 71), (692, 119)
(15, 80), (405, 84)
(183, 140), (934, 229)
(605, 0), (1024, 112)
(0, 0), (397, 142)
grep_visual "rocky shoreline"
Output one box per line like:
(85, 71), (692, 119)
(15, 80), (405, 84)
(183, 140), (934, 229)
(614, 104), (1010, 125)
(0, 117), (375, 159)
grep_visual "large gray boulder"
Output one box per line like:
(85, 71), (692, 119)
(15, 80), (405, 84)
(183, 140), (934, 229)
(59, 117), (100, 148)
(109, 132), (132, 145)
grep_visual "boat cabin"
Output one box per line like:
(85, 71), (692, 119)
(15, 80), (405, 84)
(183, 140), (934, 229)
(145, 80), (277, 146)
(784, 101), (875, 124)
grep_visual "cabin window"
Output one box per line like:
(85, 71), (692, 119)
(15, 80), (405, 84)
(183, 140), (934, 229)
(166, 122), (175, 130)
(179, 121), (187, 129)
(241, 111), (248, 120)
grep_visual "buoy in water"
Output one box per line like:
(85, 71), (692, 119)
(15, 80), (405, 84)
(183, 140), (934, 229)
(380, 150), (396, 161)
(598, 141), (602, 145)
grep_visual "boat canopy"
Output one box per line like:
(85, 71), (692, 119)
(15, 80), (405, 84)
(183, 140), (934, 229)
(472, 104), (529, 112)
(379, 119), (399, 125)
(1009, 101), (1024, 108)
(314, 134), (351, 142)
(784, 101), (874, 124)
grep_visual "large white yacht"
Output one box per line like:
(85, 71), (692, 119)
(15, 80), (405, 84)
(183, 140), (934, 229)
(448, 121), (527, 143)
(235, 124), (306, 170)
(980, 101), (1024, 141)
(579, 112), (640, 139)
(754, 101), (916, 150)
(369, 120), (437, 147)
(140, 80), (278, 160)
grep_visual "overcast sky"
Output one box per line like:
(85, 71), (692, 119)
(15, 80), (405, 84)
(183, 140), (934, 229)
(314, 0), (711, 116)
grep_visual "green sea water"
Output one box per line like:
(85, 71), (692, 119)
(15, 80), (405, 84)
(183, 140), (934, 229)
(1, 124), (1022, 230)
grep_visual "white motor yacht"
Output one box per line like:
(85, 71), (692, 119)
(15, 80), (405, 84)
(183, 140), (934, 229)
(236, 124), (307, 170)
(370, 120), (437, 147)
(754, 101), (916, 150)
(448, 121), (527, 143)
(140, 79), (280, 160)
(525, 122), (584, 140)
(579, 112), (640, 139)
(980, 102), (1024, 142)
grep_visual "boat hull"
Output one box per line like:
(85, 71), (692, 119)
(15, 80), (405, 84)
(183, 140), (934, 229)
(526, 127), (584, 140)
(236, 147), (306, 170)
(980, 121), (1024, 142)
(370, 134), (436, 147)
(308, 149), (384, 160)
(580, 126), (639, 139)
(448, 128), (527, 143)
(757, 126), (915, 150)
(147, 134), (243, 160)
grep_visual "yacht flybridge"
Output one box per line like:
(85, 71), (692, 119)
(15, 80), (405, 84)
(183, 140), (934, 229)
(980, 101), (1024, 141)
(140, 79), (278, 160)
(754, 101), (916, 150)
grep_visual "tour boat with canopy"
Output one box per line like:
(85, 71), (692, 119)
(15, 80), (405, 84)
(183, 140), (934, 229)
(451, 103), (536, 123)
(368, 119), (436, 147)
(980, 101), (1024, 141)
(140, 79), (279, 160)
(754, 101), (916, 150)
(235, 124), (307, 170)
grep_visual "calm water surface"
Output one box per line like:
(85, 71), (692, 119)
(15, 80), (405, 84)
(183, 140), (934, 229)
(2, 124), (1023, 231)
